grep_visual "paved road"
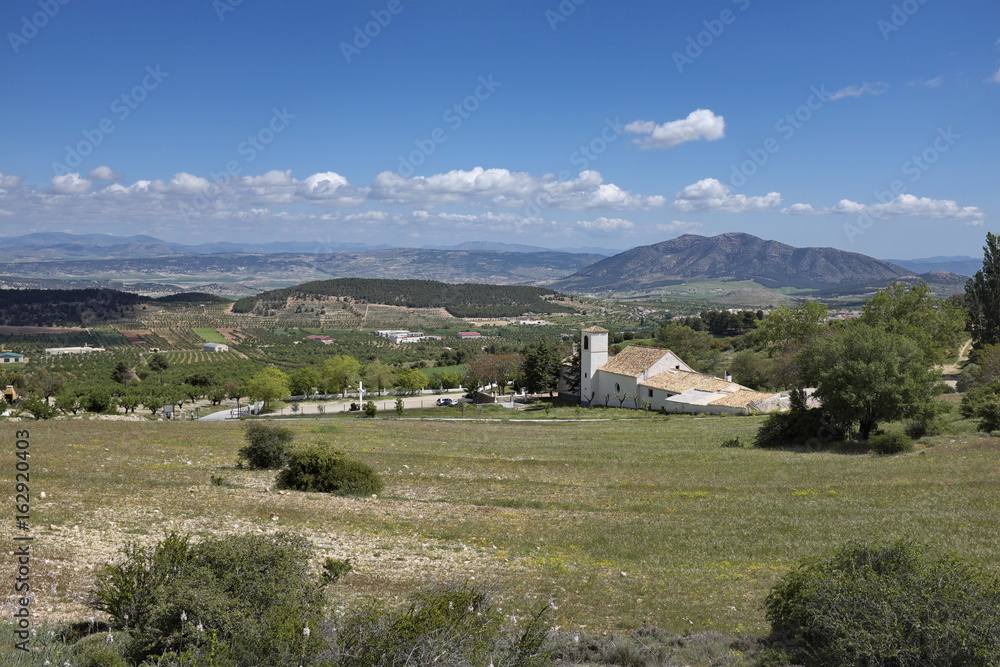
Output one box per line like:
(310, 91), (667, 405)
(198, 391), (488, 421)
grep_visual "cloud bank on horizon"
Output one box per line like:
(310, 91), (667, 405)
(1, 1), (996, 257)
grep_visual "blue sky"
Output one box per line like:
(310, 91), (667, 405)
(1, 0), (997, 258)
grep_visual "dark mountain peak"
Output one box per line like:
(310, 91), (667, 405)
(553, 232), (913, 292)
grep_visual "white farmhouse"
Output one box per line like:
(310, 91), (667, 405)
(203, 342), (229, 352)
(580, 326), (786, 415)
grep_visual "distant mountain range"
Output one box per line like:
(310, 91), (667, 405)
(882, 256), (981, 278)
(0, 232), (394, 258)
(0, 231), (976, 298)
(552, 232), (967, 293)
(0, 233), (620, 259)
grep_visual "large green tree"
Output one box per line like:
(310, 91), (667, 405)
(966, 231), (1000, 348)
(364, 359), (397, 396)
(288, 366), (321, 396)
(860, 281), (966, 365)
(799, 324), (940, 440)
(246, 366), (290, 409)
(653, 323), (722, 374)
(31, 369), (65, 404)
(146, 353), (169, 384)
(754, 300), (828, 352)
(322, 355), (362, 395)
(520, 340), (563, 395)
(396, 367), (428, 395)
(464, 353), (523, 394)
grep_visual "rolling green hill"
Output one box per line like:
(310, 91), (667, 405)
(232, 278), (577, 318)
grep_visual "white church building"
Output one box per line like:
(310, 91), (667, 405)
(579, 326), (787, 415)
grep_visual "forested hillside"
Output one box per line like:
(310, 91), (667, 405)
(232, 278), (577, 318)
(0, 288), (146, 326)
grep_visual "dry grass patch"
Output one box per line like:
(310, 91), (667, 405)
(2, 417), (999, 640)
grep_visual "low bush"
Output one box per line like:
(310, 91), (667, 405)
(720, 437), (743, 449)
(89, 532), (325, 667)
(275, 446), (383, 496)
(330, 583), (551, 667)
(321, 557), (353, 584)
(869, 431), (914, 455)
(72, 632), (129, 667)
(238, 421), (293, 469)
(764, 539), (1000, 666)
(961, 382), (1000, 432)
(754, 407), (843, 449)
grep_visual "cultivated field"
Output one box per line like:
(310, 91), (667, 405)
(3, 415), (998, 639)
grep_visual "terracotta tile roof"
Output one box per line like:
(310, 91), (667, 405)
(599, 346), (671, 377)
(641, 369), (743, 394)
(708, 389), (778, 408)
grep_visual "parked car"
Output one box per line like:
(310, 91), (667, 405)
(436, 398), (455, 406)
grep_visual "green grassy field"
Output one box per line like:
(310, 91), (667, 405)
(3, 415), (998, 641)
(191, 327), (228, 344)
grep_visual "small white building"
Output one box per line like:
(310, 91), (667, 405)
(44, 345), (106, 356)
(0, 352), (26, 364)
(203, 342), (229, 352)
(580, 327), (783, 415)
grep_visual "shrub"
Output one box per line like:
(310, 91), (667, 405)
(957, 363), (982, 393)
(275, 446), (383, 496)
(20, 395), (57, 420)
(238, 421), (293, 469)
(869, 431), (914, 455)
(72, 632), (130, 667)
(321, 557), (353, 584)
(720, 437), (743, 449)
(754, 406), (843, 449)
(903, 415), (945, 440)
(332, 583), (551, 667)
(961, 383), (1000, 432)
(764, 540), (1000, 666)
(89, 532), (325, 667)
(363, 399), (377, 418)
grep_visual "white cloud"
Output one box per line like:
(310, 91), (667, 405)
(909, 76), (943, 88)
(988, 68), (1000, 84)
(624, 109), (726, 149)
(0, 167), (667, 240)
(88, 165), (123, 181)
(49, 173), (92, 194)
(655, 220), (705, 235)
(672, 178), (781, 212)
(780, 203), (820, 215)
(576, 217), (635, 232)
(0, 172), (24, 189)
(369, 167), (664, 210)
(155, 172), (211, 195)
(783, 194), (985, 224)
(829, 82), (890, 101)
